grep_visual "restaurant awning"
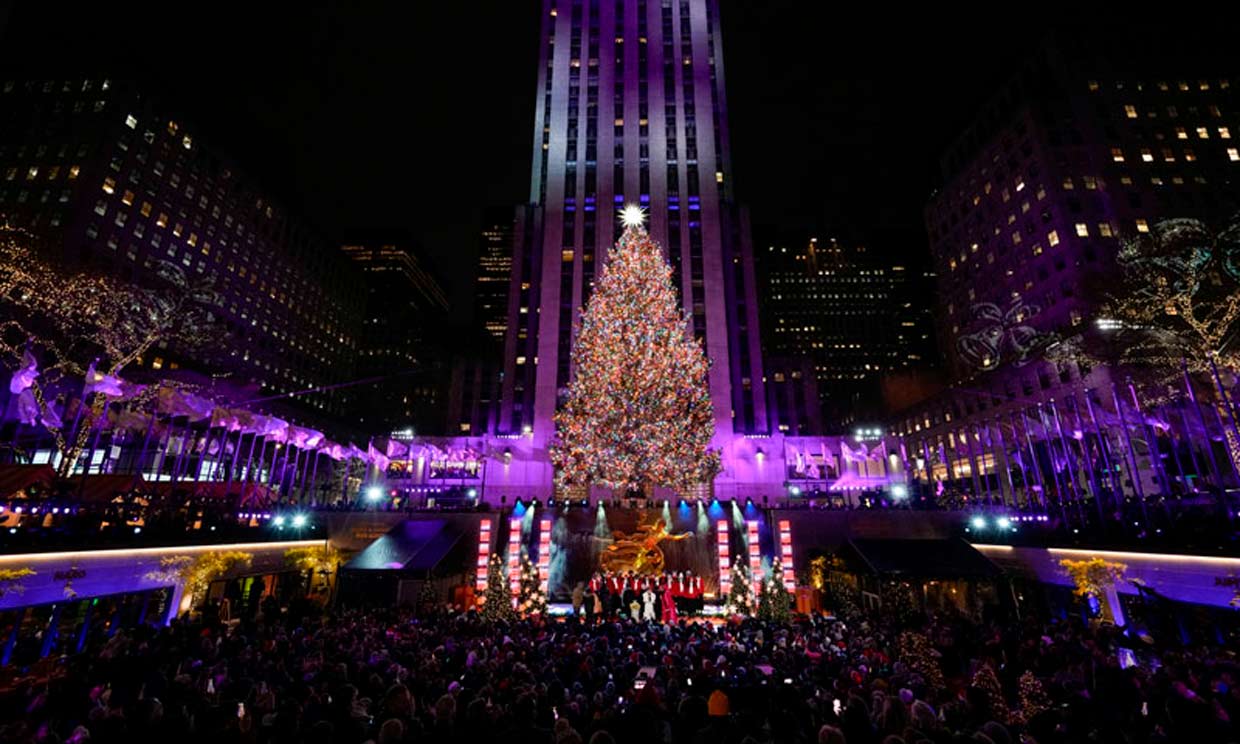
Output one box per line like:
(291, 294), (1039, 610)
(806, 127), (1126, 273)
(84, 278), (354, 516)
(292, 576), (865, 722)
(344, 519), (467, 573)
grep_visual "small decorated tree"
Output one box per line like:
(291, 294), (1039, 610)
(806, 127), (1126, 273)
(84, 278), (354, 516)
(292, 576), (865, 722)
(971, 662), (1010, 724)
(724, 560), (755, 617)
(898, 631), (945, 691)
(1017, 670), (1050, 724)
(517, 549), (547, 617)
(480, 551), (516, 623)
(0, 567), (35, 598)
(1059, 557), (1127, 624)
(757, 557), (792, 622)
(145, 550), (252, 616)
(284, 544), (343, 595)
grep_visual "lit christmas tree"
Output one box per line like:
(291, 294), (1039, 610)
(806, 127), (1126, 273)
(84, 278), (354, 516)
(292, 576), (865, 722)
(723, 560), (755, 616)
(971, 662), (1011, 724)
(1016, 670), (1050, 724)
(550, 206), (721, 495)
(897, 631), (944, 691)
(757, 556), (792, 622)
(480, 551), (516, 623)
(516, 549), (547, 617)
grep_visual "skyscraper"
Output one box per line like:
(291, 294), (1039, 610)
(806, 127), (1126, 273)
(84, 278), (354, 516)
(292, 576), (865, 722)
(497, 0), (766, 448)
(758, 237), (936, 431)
(475, 209), (515, 343)
(340, 234), (449, 433)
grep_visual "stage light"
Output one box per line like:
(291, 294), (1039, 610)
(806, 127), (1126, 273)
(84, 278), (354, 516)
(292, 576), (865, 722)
(467, 488), (478, 498)
(787, 485), (802, 496)
(522, 425), (533, 435)
(891, 484), (908, 499)
(133, 527), (142, 534)
(996, 517), (1011, 530)
(970, 516), (986, 530)
(366, 486), (384, 502)
(273, 515), (286, 528)
(292, 514), (308, 528)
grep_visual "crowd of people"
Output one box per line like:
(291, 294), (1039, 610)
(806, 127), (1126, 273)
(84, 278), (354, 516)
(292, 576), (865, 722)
(1, 588), (1237, 744)
(571, 572), (707, 624)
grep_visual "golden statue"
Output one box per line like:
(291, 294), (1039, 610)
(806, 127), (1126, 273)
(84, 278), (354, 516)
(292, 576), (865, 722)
(598, 517), (693, 575)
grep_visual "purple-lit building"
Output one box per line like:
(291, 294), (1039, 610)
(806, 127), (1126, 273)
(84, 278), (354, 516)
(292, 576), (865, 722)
(0, 78), (366, 427)
(890, 41), (1240, 506)
(497, 0), (767, 457)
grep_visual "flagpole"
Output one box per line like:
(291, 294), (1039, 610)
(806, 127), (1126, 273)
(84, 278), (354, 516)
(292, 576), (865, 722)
(1111, 384), (1149, 527)
(1183, 359), (1230, 523)
(1048, 399), (1084, 525)
(1129, 382), (1173, 520)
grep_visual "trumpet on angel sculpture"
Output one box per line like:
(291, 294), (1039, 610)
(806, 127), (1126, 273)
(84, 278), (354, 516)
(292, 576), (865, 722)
(598, 518), (693, 575)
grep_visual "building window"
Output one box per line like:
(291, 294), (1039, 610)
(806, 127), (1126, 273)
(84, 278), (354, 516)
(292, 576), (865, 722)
(1140, 149), (1154, 162)
(1048, 230), (1059, 246)
(1136, 219), (1149, 233)
(1229, 148), (1240, 162)
(1110, 148), (1124, 163)
(1124, 104), (1137, 118)
(1075, 223), (1089, 237)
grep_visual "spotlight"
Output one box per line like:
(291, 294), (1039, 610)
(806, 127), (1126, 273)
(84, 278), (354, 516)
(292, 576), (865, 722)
(970, 516), (986, 530)
(292, 514), (308, 528)
(467, 488), (478, 498)
(133, 527), (142, 534)
(996, 517), (1011, 530)
(787, 485), (802, 496)
(366, 486), (384, 502)
(891, 484), (908, 499)
(273, 515), (286, 528)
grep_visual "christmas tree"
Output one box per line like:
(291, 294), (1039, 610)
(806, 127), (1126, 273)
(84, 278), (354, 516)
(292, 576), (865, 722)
(517, 549), (547, 617)
(897, 631), (944, 691)
(550, 207), (721, 494)
(480, 551), (516, 623)
(757, 557), (792, 622)
(724, 560), (755, 616)
(1016, 670), (1050, 724)
(970, 662), (1011, 724)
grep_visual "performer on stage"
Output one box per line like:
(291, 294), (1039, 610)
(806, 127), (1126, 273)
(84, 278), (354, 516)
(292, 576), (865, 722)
(661, 581), (677, 624)
(642, 585), (656, 622)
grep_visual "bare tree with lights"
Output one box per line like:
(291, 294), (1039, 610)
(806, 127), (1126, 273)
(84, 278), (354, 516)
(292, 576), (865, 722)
(0, 228), (218, 475)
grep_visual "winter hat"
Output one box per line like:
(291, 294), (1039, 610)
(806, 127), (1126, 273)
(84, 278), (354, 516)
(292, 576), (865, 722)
(707, 690), (730, 717)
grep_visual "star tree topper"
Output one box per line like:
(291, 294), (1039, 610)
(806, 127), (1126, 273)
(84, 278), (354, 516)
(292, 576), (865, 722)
(619, 203), (647, 228)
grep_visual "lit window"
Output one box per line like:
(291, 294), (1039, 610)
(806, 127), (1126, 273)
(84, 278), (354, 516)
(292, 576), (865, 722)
(25, 166), (38, 180)
(614, 118), (623, 126)
(182, 135), (192, 150)
(1111, 148), (1124, 162)
(1136, 219), (1149, 233)
(121, 190), (134, 206)
(1176, 127), (1188, 139)
(561, 250), (574, 262)
(1220, 127), (1232, 139)
(1048, 230), (1060, 246)
(140, 201), (152, 217)
(1124, 104), (1137, 118)
(102, 177), (115, 194)
(1011, 232), (1021, 245)
(152, 357), (164, 370)
(1141, 149), (1154, 162)
(1075, 223), (1089, 237)
(1197, 127), (1210, 139)
(516, 356), (526, 365)
(1229, 148), (1240, 162)
(1099, 223), (1113, 237)
(1088, 80), (1099, 91)
(1162, 148), (1175, 163)
(1062, 177), (1074, 189)
(1032, 244), (1043, 256)
(125, 114), (137, 129)
(715, 171), (723, 183)
(157, 213), (168, 228)
(1083, 176), (1097, 190)
(1184, 148), (1196, 162)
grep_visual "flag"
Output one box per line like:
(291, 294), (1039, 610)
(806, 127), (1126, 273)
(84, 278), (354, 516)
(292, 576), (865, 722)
(368, 440), (391, 470)
(84, 361), (125, 397)
(9, 349), (38, 395)
(157, 388), (214, 420)
(385, 439), (410, 459)
(840, 440), (855, 463)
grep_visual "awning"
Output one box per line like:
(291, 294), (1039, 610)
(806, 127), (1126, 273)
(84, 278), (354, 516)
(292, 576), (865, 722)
(345, 519), (466, 573)
(0, 464), (55, 498)
(839, 538), (1003, 579)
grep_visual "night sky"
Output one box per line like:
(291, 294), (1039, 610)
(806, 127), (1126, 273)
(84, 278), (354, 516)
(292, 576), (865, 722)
(0, 3), (1064, 315)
